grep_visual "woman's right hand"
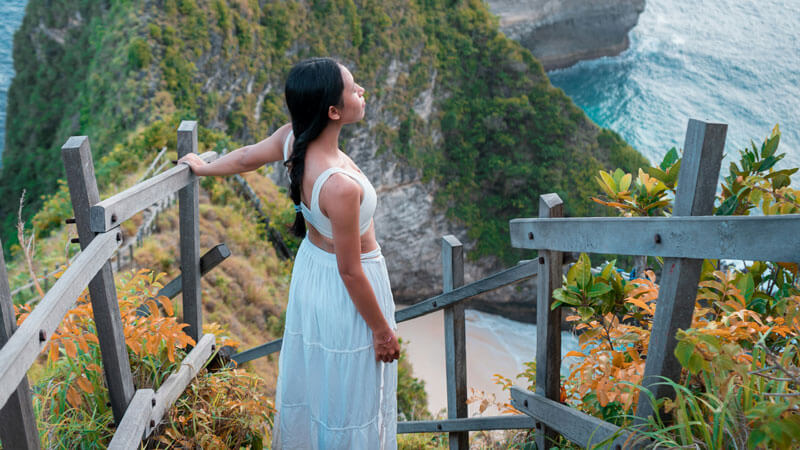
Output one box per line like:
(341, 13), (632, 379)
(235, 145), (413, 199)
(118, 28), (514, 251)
(373, 328), (400, 363)
(177, 153), (208, 175)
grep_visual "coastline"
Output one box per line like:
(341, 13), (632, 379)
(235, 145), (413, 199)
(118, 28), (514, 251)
(396, 308), (579, 417)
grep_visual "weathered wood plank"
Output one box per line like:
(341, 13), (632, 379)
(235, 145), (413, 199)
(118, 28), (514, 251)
(177, 121), (202, 343)
(89, 151), (217, 232)
(637, 120), (727, 419)
(442, 236), (467, 450)
(107, 389), (155, 450)
(511, 388), (637, 448)
(397, 415), (536, 433)
(0, 231), (119, 410)
(396, 259), (539, 323)
(136, 244), (231, 317)
(63, 135), (135, 424)
(534, 193), (564, 450)
(231, 338), (283, 365)
(0, 241), (40, 449)
(509, 215), (799, 262)
(147, 334), (215, 438)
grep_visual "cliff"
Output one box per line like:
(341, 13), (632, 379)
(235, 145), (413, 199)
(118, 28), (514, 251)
(487, 0), (646, 70)
(2, 0), (648, 321)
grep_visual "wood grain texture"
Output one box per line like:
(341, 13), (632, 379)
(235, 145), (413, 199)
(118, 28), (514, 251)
(395, 259), (539, 323)
(177, 121), (202, 343)
(442, 236), (467, 450)
(636, 120), (727, 420)
(397, 415), (536, 433)
(0, 242), (40, 449)
(63, 135), (135, 424)
(533, 193), (564, 450)
(511, 388), (638, 448)
(231, 338), (283, 364)
(107, 389), (155, 450)
(509, 215), (799, 262)
(89, 152), (217, 232)
(0, 231), (119, 410)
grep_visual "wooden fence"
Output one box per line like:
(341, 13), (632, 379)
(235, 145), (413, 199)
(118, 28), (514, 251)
(0, 122), (229, 449)
(508, 119), (800, 448)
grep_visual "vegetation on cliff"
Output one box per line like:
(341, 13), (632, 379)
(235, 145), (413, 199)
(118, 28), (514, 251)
(2, 0), (646, 264)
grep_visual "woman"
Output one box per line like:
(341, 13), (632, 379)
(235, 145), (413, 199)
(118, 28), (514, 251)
(178, 57), (400, 449)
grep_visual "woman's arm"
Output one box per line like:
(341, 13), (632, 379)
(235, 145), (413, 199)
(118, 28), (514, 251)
(323, 174), (400, 363)
(178, 123), (292, 176)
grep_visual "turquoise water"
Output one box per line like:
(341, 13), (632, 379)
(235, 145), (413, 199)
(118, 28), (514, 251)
(549, 0), (800, 171)
(0, 0), (27, 160)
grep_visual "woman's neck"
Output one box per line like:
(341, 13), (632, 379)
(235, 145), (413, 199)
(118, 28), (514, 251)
(310, 122), (343, 156)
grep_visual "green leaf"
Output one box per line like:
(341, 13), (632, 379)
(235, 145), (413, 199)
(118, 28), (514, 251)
(715, 196), (738, 216)
(760, 155), (779, 172)
(587, 282), (612, 298)
(553, 288), (581, 306)
(577, 306), (595, 321)
(761, 133), (780, 159)
(674, 340), (695, 368)
(661, 147), (680, 171)
(736, 272), (755, 302)
(772, 173), (791, 189)
(600, 260), (617, 280)
(576, 253), (592, 289)
(618, 173), (632, 192)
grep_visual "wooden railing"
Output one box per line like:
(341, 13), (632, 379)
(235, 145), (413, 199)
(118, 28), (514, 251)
(0, 121), (230, 449)
(508, 119), (800, 448)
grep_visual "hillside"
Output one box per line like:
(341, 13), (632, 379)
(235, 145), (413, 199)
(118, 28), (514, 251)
(2, 0), (647, 306)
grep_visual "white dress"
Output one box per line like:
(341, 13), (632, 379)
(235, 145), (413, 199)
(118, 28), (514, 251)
(272, 132), (398, 449)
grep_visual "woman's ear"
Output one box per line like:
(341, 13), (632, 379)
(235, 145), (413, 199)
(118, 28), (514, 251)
(328, 105), (341, 121)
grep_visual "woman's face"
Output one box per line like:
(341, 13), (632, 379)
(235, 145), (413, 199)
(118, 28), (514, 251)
(337, 65), (366, 124)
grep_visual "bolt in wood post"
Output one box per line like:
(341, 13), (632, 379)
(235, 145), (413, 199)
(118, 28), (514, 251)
(442, 235), (467, 450)
(535, 193), (564, 450)
(0, 240), (40, 449)
(177, 121), (202, 343)
(62, 136), (134, 424)
(636, 119), (727, 420)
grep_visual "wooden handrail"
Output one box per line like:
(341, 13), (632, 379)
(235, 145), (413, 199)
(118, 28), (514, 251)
(510, 214), (800, 262)
(89, 151), (217, 233)
(0, 230), (121, 410)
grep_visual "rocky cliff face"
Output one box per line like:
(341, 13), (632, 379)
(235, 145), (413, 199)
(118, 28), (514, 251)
(487, 0), (645, 70)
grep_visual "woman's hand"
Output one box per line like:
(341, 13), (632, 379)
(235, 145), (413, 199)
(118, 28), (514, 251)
(373, 328), (400, 363)
(177, 153), (208, 175)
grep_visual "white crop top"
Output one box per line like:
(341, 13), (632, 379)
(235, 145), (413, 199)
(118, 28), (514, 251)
(283, 131), (377, 239)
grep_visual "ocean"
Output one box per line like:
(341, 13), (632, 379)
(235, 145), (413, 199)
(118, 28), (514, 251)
(549, 0), (800, 171)
(0, 0), (26, 162)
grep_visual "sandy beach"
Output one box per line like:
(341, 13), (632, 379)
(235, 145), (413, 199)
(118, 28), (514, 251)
(397, 308), (579, 417)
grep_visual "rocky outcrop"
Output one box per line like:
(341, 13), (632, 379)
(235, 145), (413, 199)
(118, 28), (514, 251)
(487, 0), (645, 70)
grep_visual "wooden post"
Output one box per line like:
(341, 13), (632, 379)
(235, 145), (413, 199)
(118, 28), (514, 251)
(536, 193), (564, 450)
(442, 235), (467, 450)
(0, 241), (40, 449)
(62, 136), (135, 424)
(177, 121), (202, 343)
(636, 119), (727, 419)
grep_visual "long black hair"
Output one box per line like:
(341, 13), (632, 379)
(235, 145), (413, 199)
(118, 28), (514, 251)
(284, 57), (344, 237)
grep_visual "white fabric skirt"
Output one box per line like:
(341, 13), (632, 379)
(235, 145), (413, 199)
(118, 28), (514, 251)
(272, 237), (398, 449)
